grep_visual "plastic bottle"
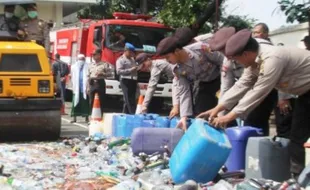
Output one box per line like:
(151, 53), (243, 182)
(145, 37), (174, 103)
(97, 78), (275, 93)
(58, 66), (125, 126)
(108, 139), (131, 149)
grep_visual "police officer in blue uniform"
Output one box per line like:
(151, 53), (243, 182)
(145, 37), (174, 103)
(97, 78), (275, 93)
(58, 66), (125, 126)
(116, 43), (139, 114)
(156, 33), (224, 130)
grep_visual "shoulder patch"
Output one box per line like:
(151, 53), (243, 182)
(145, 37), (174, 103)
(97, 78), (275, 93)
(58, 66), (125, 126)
(188, 52), (194, 59)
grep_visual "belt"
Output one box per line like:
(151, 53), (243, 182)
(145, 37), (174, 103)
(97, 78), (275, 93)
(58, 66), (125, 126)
(90, 78), (105, 85)
(121, 75), (137, 80)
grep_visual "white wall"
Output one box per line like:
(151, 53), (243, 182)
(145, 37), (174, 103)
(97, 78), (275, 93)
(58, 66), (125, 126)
(270, 22), (309, 49)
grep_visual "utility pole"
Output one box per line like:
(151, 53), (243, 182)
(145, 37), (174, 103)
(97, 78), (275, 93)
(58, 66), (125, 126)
(140, 0), (148, 14)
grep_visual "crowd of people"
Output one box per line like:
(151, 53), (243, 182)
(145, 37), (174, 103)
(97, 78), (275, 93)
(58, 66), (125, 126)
(3, 4), (308, 178)
(156, 23), (310, 179)
(59, 21), (310, 178)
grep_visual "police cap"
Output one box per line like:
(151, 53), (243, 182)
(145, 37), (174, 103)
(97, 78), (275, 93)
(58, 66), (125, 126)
(208, 27), (236, 51)
(174, 27), (196, 46)
(125, 42), (135, 51)
(136, 53), (150, 65)
(225, 29), (252, 56)
(156, 36), (180, 56)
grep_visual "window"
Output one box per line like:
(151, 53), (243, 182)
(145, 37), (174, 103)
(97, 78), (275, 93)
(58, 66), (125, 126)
(0, 54), (42, 72)
(105, 25), (173, 52)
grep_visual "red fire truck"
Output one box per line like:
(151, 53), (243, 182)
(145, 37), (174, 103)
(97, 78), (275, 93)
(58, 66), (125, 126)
(50, 12), (174, 110)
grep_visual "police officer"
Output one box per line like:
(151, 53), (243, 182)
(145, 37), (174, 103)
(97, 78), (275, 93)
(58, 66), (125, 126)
(207, 27), (242, 127)
(52, 53), (70, 100)
(199, 29), (310, 177)
(116, 43), (138, 114)
(135, 53), (174, 114)
(246, 23), (280, 136)
(18, 3), (50, 54)
(88, 49), (114, 113)
(0, 5), (20, 33)
(156, 34), (224, 130)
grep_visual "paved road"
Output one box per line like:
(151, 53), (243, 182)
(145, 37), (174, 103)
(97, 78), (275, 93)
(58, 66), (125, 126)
(60, 102), (89, 138)
(60, 101), (277, 138)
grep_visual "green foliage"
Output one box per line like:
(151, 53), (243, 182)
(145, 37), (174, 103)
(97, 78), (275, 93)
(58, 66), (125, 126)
(278, 0), (310, 23)
(157, 0), (213, 28)
(221, 15), (257, 31)
(156, 0), (255, 33)
(78, 0), (256, 34)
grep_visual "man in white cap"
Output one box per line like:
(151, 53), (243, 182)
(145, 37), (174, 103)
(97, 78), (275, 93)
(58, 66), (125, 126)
(70, 54), (90, 123)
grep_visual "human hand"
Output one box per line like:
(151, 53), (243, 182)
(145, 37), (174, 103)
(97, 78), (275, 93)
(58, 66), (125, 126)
(141, 106), (148, 114)
(209, 112), (238, 129)
(176, 117), (188, 131)
(169, 105), (179, 119)
(278, 99), (292, 115)
(196, 104), (225, 122)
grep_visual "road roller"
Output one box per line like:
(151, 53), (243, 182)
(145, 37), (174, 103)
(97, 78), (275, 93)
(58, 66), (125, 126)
(0, 31), (62, 141)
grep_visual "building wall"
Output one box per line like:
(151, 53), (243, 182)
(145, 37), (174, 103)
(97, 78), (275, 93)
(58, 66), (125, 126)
(270, 22), (309, 49)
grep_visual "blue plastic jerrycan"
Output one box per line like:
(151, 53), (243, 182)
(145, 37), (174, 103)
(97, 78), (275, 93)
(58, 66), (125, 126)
(137, 114), (159, 128)
(169, 119), (232, 184)
(112, 114), (144, 137)
(155, 116), (170, 128)
(170, 117), (194, 128)
(225, 126), (263, 171)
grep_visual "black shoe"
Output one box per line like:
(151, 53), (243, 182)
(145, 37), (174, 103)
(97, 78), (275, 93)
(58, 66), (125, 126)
(70, 117), (77, 123)
(85, 117), (89, 123)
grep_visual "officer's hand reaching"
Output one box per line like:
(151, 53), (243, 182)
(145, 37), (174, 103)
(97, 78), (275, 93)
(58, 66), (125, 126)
(196, 104), (225, 122)
(278, 99), (292, 115)
(177, 117), (187, 131)
(141, 106), (148, 114)
(209, 112), (238, 129)
(17, 29), (26, 39)
(169, 105), (179, 119)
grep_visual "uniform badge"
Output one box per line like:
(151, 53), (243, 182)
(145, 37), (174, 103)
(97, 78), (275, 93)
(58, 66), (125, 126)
(279, 82), (289, 88)
(181, 70), (187, 76)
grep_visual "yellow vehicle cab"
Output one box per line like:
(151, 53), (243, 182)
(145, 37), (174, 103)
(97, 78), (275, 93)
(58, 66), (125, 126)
(0, 32), (62, 141)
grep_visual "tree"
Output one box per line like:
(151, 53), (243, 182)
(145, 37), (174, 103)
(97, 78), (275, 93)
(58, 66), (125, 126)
(221, 15), (257, 31)
(77, 0), (164, 19)
(278, 0), (310, 23)
(157, 0), (256, 33)
(278, 0), (310, 34)
(78, 0), (256, 34)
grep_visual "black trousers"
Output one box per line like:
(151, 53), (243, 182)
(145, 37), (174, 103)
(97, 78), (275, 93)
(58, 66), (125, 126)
(289, 90), (310, 174)
(244, 89), (278, 136)
(120, 79), (137, 114)
(274, 98), (295, 139)
(194, 77), (221, 116)
(89, 79), (106, 113)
